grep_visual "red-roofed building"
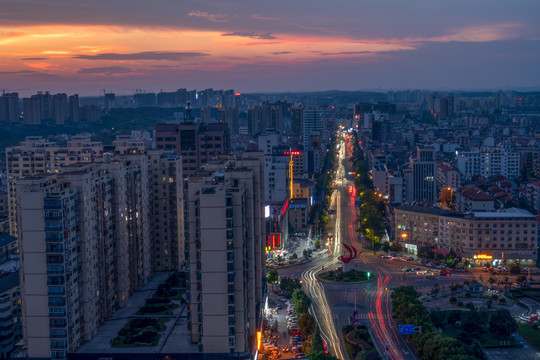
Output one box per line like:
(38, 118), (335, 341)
(457, 185), (495, 212)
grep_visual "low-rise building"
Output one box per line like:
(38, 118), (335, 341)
(456, 185), (495, 212)
(394, 204), (537, 266)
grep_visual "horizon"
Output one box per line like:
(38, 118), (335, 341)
(1, 0), (539, 96)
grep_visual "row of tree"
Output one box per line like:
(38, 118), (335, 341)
(310, 136), (338, 235)
(391, 286), (489, 360)
(349, 131), (386, 249)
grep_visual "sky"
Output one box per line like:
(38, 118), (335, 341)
(1, 0), (539, 96)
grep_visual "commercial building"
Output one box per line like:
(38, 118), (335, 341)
(410, 146), (437, 203)
(394, 205), (537, 266)
(287, 198), (309, 234)
(185, 153), (265, 355)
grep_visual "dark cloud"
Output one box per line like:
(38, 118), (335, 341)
(271, 51), (292, 55)
(77, 66), (132, 75)
(320, 51), (371, 55)
(0, 70), (37, 75)
(73, 51), (208, 61)
(222, 32), (277, 40)
(21, 57), (49, 60)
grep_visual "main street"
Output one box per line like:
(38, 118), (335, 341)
(277, 134), (473, 360)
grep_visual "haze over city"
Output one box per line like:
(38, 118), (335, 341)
(1, 0), (540, 96)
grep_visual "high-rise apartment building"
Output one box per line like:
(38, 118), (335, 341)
(23, 97), (41, 125)
(186, 153), (265, 355)
(52, 93), (68, 125)
(6, 135), (104, 236)
(146, 150), (185, 272)
(0, 92), (20, 123)
(16, 158), (153, 359)
(68, 95), (79, 123)
(410, 146), (437, 203)
(290, 106), (303, 136)
(302, 107), (326, 150)
(218, 107), (239, 135)
(155, 122), (230, 176)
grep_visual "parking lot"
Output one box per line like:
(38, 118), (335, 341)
(262, 294), (308, 359)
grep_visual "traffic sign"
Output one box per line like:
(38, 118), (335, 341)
(398, 324), (415, 335)
(355, 200), (362, 205)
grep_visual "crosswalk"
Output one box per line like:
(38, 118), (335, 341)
(356, 313), (392, 320)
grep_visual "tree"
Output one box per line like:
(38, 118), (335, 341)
(279, 277), (301, 295)
(458, 310), (485, 344)
(430, 309), (447, 328)
(292, 289), (311, 315)
(381, 242), (390, 253)
(308, 352), (339, 360)
(488, 277), (496, 285)
(298, 313), (316, 337)
(311, 325), (324, 354)
(390, 242), (403, 253)
(314, 236), (320, 249)
(469, 340), (488, 360)
(488, 309), (517, 339)
(510, 264), (521, 275)
(267, 270), (278, 287)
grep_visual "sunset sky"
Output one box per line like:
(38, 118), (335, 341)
(1, 0), (539, 96)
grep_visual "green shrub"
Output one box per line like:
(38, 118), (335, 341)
(133, 331), (157, 344)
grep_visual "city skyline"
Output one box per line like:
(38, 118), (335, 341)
(1, 0), (540, 96)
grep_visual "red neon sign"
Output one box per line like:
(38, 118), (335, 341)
(283, 151), (300, 156)
(282, 198), (289, 215)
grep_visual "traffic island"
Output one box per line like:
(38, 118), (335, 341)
(318, 269), (374, 283)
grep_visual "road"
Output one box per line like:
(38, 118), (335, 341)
(278, 134), (489, 360)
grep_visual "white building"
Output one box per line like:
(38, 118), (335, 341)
(457, 148), (520, 181)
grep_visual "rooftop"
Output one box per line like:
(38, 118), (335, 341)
(396, 204), (461, 217)
(0, 270), (19, 294)
(470, 208), (535, 219)
(0, 233), (16, 248)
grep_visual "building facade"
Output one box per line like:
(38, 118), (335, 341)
(0, 270), (22, 359)
(457, 148), (521, 181)
(16, 160), (152, 359)
(394, 205), (537, 266)
(186, 153), (265, 355)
